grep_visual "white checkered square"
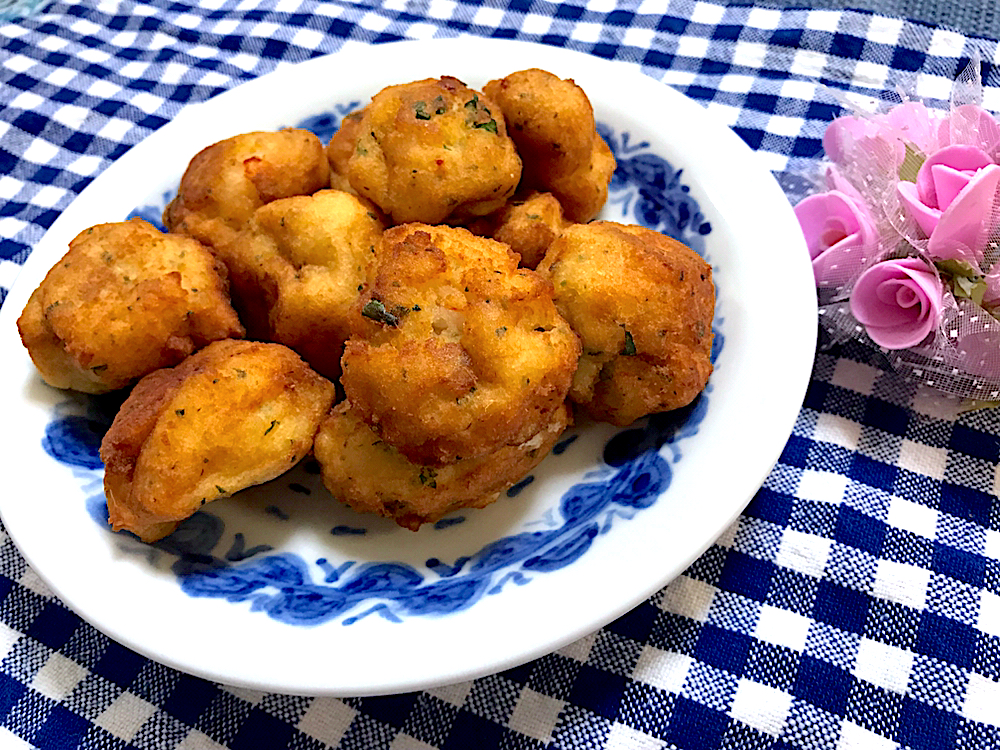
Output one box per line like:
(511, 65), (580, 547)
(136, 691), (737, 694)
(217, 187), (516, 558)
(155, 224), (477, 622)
(520, 12), (551, 35)
(835, 720), (897, 750)
(94, 692), (158, 742)
(927, 28), (966, 57)
(632, 646), (692, 694)
(605, 723), (666, 750)
(813, 413), (862, 452)
(676, 35), (709, 60)
(885, 496), (938, 539)
(424, 680), (474, 708)
(688, 0), (725, 24)
(297, 698), (356, 744)
(745, 7), (782, 30)
(979, 590), (1000, 638)
(798, 469), (849, 504)
(754, 605), (812, 651)
(864, 15), (905, 45)
(622, 26), (655, 49)
(790, 48), (828, 78)
(871, 559), (931, 609)
(660, 575), (717, 622)
(730, 679), (792, 735)
(471, 5), (503, 27)
(851, 59), (891, 89)
(558, 632), (597, 663)
(507, 688), (564, 743)
(0, 727), (34, 750)
(570, 22), (602, 44)
(775, 529), (832, 578)
(831, 359), (880, 395)
(175, 729), (228, 749)
(962, 673), (1000, 727)
(853, 638), (914, 693)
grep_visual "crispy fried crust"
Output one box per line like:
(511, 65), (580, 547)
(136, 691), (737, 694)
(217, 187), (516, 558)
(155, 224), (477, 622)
(100, 339), (335, 542)
(214, 189), (384, 380)
(17, 219), (244, 394)
(315, 401), (570, 530)
(163, 129), (330, 249)
(340, 223), (580, 466)
(470, 191), (571, 269)
(537, 221), (715, 426)
(483, 69), (615, 222)
(344, 77), (522, 224)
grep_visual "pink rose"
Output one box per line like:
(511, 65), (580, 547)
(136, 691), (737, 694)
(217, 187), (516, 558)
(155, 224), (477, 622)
(896, 144), (1000, 264)
(850, 257), (943, 349)
(938, 104), (1000, 156)
(823, 115), (905, 175)
(794, 190), (878, 287)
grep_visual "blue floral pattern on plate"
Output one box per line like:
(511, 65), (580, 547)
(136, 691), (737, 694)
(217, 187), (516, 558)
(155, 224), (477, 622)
(44, 115), (722, 626)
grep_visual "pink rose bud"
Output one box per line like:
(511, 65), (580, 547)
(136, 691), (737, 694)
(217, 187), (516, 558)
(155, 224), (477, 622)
(849, 257), (943, 349)
(794, 190), (878, 287)
(896, 146), (1000, 265)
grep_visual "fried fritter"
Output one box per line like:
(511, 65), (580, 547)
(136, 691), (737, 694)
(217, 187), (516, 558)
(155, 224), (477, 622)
(17, 219), (244, 394)
(215, 189), (384, 380)
(536, 221), (715, 426)
(315, 401), (570, 530)
(163, 129), (330, 249)
(483, 68), (614, 222)
(100, 339), (335, 542)
(341, 223), (580, 466)
(343, 77), (522, 224)
(470, 191), (571, 269)
(326, 110), (364, 194)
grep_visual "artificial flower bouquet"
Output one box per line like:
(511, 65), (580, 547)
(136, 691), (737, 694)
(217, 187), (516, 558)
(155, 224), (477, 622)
(796, 61), (1000, 400)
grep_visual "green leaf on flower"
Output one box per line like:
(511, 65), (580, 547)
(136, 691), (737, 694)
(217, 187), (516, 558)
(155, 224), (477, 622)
(935, 259), (988, 306)
(959, 399), (1000, 413)
(898, 144), (925, 183)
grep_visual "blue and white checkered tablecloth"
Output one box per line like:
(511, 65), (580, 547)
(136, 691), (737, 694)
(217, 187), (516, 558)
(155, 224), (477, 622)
(2, 1), (1000, 748)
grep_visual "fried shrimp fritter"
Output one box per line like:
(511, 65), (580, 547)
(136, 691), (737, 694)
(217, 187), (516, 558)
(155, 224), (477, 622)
(163, 129), (330, 249)
(341, 223), (580, 466)
(343, 77), (522, 225)
(100, 339), (335, 542)
(471, 191), (571, 269)
(215, 189), (384, 380)
(315, 401), (570, 531)
(483, 69), (614, 222)
(537, 222), (715, 426)
(17, 219), (244, 394)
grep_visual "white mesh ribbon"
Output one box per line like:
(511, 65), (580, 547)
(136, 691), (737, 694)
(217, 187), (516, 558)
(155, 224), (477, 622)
(802, 57), (1000, 400)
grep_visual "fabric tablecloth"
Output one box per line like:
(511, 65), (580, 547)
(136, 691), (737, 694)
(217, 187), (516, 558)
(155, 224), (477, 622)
(2, 1), (1000, 748)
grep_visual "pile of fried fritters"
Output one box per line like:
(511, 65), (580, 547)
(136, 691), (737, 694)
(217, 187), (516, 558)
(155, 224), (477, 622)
(17, 69), (715, 541)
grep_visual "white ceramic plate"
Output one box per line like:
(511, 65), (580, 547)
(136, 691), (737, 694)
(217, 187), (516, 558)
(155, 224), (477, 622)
(0, 38), (815, 696)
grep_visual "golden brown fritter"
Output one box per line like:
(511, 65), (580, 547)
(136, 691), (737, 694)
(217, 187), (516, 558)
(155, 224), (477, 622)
(17, 219), (244, 394)
(340, 223), (580, 466)
(214, 189), (384, 380)
(315, 401), (570, 531)
(546, 135), (615, 225)
(163, 129), (330, 249)
(326, 110), (364, 194)
(483, 68), (614, 222)
(470, 191), (571, 269)
(100, 339), (336, 542)
(537, 221), (715, 426)
(343, 77), (522, 225)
